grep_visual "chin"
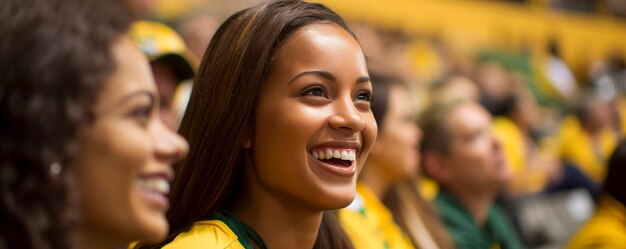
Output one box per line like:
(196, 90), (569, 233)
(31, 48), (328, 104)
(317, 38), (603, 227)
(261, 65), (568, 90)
(136, 218), (169, 243)
(321, 186), (357, 209)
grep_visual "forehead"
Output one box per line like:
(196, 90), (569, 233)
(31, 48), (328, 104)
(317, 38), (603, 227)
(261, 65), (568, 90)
(448, 103), (490, 134)
(96, 37), (155, 107)
(272, 23), (366, 75)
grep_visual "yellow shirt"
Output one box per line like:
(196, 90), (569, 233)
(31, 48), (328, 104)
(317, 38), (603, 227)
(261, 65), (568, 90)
(418, 176), (439, 201)
(492, 117), (549, 195)
(557, 116), (617, 183)
(163, 220), (245, 249)
(567, 196), (626, 249)
(340, 183), (415, 249)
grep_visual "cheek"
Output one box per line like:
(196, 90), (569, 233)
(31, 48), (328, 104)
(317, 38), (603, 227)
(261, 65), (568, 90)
(75, 123), (151, 235)
(392, 123), (418, 151)
(463, 140), (497, 171)
(254, 99), (327, 183)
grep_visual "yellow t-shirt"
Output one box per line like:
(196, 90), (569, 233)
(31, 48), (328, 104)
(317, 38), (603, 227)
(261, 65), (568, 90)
(567, 195), (626, 249)
(163, 220), (245, 249)
(418, 176), (439, 201)
(340, 183), (415, 249)
(557, 116), (617, 184)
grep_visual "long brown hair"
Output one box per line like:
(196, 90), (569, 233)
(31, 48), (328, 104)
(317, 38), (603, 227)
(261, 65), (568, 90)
(384, 182), (455, 249)
(140, 1), (356, 248)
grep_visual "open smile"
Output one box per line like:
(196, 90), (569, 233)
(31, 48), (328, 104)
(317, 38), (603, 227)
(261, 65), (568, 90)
(309, 145), (359, 177)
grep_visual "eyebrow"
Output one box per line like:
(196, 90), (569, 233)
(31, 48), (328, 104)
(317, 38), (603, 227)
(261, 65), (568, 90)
(107, 91), (155, 110)
(289, 70), (371, 85)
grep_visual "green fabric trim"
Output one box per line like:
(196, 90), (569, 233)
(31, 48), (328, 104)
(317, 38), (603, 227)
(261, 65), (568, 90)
(212, 211), (268, 249)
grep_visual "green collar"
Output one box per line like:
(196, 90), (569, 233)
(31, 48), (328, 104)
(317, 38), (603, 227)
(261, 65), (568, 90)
(212, 211), (268, 249)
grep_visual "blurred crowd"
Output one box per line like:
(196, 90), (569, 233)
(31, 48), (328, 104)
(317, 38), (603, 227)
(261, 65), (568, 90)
(2, 0), (626, 249)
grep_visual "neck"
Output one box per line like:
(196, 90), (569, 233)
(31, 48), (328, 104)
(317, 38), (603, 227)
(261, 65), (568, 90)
(233, 178), (323, 249)
(76, 229), (124, 249)
(359, 159), (393, 199)
(446, 186), (495, 226)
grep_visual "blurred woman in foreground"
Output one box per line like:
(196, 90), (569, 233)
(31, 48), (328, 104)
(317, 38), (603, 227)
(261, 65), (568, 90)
(0, 0), (188, 248)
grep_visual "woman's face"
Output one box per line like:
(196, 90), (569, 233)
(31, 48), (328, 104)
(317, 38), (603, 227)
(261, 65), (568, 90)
(72, 37), (188, 244)
(371, 85), (421, 183)
(253, 23), (377, 210)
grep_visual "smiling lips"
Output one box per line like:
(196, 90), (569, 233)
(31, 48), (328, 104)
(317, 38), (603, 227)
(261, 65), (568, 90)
(138, 177), (170, 195)
(137, 172), (173, 210)
(311, 148), (356, 168)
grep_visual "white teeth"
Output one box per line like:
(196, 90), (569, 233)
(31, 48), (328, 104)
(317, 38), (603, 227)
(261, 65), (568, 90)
(139, 178), (170, 195)
(333, 150), (341, 159)
(155, 179), (170, 194)
(311, 149), (357, 161)
(341, 151), (350, 160)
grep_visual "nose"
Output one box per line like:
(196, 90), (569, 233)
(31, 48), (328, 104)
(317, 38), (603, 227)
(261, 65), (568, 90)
(328, 97), (366, 135)
(153, 120), (189, 164)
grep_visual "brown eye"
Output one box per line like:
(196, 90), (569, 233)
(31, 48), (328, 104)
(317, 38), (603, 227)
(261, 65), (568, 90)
(355, 90), (372, 101)
(301, 86), (327, 98)
(130, 105), (151, 124)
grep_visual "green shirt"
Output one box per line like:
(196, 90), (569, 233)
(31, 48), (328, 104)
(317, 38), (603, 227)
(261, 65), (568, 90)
(434, 189), (525, 249)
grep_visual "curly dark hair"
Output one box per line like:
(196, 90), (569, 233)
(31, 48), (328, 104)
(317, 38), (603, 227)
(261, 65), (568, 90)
(0, 0), (132, 248)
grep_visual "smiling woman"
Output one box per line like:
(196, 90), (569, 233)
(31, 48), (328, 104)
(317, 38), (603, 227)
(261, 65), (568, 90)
(0, 0), (188, 248)
(133, 1), (377, 249)
(71, 37), (189, 249)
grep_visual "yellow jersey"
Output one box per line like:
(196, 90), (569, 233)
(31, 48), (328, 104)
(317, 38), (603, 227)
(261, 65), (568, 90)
(163, 220), (245, 249)
(340, 183), (415, 249)
(164, 212), (266, 249)
(557, 116), (617, 184)
(567, 195), (626, 249)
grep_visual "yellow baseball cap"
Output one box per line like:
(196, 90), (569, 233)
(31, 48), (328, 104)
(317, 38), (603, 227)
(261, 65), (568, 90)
(129, 20), (198, 82)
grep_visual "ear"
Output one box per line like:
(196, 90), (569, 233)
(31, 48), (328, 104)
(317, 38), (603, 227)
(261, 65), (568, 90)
(422, 151), (451, 183)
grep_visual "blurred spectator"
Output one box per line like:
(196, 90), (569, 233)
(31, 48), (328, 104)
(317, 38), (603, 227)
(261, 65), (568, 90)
(118, 0), (156, 17)
(606, 0), (626, 18)
(492, 89), (560, 196)
(542, 40), (578, 101)
(420, 100), (525, 249)
(556, 89), (617, 186)
(430, 75), (481, 103)
(177, 13), (220, 59)
(567, 140), (626, 249)
(129, 21), (198, 129)
(341, 72), (454, 249)
(550, 0), (597, 13)
(475, 59), (515, 116)
(588, 55), (626, 138)
(340, 72), (416, 249)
